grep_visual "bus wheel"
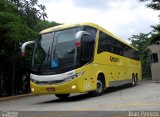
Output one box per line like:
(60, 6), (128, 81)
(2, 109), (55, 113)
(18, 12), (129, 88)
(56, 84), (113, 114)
(134, 75), (138, 86)
(55, 94), (70, 99)
(131, 76), (136, 87)
(91, 76), (105, 96)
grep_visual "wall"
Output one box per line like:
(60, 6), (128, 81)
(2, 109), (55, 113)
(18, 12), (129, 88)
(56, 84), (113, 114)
(147, 44), (160, 81)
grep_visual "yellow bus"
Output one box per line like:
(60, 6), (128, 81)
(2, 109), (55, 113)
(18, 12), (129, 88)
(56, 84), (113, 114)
(21, 22), (142, 99)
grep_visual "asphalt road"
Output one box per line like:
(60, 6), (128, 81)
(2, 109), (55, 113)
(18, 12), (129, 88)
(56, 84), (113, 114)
(0, 81), (160, 117)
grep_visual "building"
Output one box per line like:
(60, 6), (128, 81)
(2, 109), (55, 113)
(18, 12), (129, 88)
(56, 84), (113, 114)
(146, 40), (160, 81)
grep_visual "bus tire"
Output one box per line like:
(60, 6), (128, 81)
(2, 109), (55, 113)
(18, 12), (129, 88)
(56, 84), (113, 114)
(91, 76), (105, 96)
(131, 75), (136, 87)
(55, 94), (70, 99)
(135, 74), (138, 85)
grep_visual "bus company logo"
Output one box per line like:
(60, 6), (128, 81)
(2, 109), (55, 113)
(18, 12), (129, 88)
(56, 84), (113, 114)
(110, 56), (120, 62)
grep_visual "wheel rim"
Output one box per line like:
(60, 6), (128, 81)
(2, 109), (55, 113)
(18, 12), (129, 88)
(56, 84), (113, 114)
(97, 80), (103, 93)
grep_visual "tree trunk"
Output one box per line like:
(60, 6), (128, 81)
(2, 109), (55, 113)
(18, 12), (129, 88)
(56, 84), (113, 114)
(12, 55), (15, 96)
(0, 65), (2, 96)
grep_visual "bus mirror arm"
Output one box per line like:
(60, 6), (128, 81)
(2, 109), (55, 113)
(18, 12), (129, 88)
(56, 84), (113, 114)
(21, 41), (35, 56)
(75, 31), (90, 40)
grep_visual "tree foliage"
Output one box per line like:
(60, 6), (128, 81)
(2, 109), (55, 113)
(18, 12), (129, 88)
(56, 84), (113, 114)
(8, 0), (48, 29)
(129, 0), (160, 79)
(129, 33), (151, 62)
(139, 0), (160, 10)
(0, 0), (59, 96)
(150, 24), (160, 43)
(35, 20), (60, 32)
(139, 0), (160, 43)
(129, 33), (152, 78)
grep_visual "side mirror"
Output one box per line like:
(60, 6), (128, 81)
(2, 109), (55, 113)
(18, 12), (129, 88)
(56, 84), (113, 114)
(75, 31), (90, 41)
(75, 31), (92, 64)
(21, 41), (35, 56)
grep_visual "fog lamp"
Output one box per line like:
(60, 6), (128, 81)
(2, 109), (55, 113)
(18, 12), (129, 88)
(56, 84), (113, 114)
(31, 88), (35, 92)
(71, 85), (76, 89)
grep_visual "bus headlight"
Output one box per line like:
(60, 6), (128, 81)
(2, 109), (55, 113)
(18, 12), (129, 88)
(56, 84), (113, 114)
(64, 71), (85, 82)
(64, 75), (75, 82)
(31, 88), (35, 92)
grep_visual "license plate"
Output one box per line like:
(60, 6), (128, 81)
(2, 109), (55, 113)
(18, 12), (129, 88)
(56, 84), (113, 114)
(46, 87), (55, 91)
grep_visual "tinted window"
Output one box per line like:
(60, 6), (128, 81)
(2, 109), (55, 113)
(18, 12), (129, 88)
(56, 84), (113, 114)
(123, 47), (140, 60)
(98, 31), (140, 60)
(98, 31), (123, 55)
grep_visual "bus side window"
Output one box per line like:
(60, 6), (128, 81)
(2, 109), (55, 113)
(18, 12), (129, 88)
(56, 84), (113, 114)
(98, 31), (139, 61)
(98, 31), (108, 53)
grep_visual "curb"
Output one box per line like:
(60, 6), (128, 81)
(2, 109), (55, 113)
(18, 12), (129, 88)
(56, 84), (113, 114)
(141, 80), (160, 83)
(0, 93), (34, 101)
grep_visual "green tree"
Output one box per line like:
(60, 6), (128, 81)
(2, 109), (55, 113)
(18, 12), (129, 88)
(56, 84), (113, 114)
(140, 0), (160, 10)
(129, 0), (160, 80)
(35, 20), (60, 32)
(0, 0), (59, 96)
(129, 33), (151, 79)
(0, 10), (37, 95)
(8, 0), (47, 29)
(140, 0), (160, 43)
(150, 24), (160, 43)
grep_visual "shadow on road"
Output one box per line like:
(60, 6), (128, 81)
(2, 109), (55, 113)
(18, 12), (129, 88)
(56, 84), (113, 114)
(105, 83), (132, 94)
(37, 83), (133, 104)
(38, 93), (92, 104)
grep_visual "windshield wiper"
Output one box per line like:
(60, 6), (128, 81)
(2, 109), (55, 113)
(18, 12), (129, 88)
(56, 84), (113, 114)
(38, 47), (50, 73)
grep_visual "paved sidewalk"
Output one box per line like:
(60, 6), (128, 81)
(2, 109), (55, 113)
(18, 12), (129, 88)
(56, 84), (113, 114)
(0, 93), (33, 101)
(141, 80), (160, 83)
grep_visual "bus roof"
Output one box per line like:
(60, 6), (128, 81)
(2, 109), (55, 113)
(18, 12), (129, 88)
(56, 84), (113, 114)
(40, 22), (138, 51)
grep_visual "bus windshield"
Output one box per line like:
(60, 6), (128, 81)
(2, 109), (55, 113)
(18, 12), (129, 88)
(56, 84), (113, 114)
(32, 27), (81, 75)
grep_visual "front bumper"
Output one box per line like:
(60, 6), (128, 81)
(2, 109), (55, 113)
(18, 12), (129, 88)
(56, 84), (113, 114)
(30, 78), (83, 94)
